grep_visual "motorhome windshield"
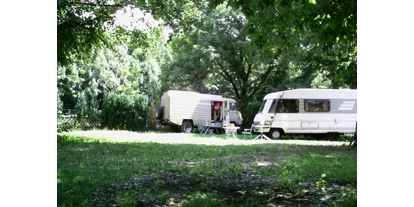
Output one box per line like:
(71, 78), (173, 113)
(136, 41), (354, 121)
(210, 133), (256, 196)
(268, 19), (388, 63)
(259, 99), (277, 113)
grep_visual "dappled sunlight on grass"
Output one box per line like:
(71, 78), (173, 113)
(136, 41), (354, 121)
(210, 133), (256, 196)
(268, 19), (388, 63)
(58, 133), (356, 206)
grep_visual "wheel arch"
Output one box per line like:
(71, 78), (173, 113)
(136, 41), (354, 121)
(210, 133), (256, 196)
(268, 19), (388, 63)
(181, 119), (195, 133)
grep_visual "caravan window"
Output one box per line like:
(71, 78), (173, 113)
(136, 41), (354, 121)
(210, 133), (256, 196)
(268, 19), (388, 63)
(304, 100), (330, 112)
(276, 99), (299, 113)
(230, 103), (237, 111)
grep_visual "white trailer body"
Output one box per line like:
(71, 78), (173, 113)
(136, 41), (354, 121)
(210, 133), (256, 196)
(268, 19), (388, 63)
(253, 89), (357, 139)
(158, 90), (243, 132)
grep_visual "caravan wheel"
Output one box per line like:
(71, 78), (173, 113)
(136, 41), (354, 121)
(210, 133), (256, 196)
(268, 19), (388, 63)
(181, 120), (194, 133)
(270, 129), (283, 139)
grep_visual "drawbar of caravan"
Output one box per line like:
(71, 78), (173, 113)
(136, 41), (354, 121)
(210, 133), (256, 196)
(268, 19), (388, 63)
(253, 89), (357, 139)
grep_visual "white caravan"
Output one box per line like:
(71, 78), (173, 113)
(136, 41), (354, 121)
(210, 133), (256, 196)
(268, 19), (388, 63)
(156, 90), (243, 133)
(253, 89), (357, 139)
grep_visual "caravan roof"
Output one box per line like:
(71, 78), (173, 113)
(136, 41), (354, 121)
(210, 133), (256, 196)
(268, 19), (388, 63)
(263, 89), (357, 100)
(165, 90), (235, 102)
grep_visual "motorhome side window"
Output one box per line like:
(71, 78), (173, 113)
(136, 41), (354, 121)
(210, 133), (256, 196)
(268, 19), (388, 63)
(276, 99), (299, 113)
(304, 100), (330, 112)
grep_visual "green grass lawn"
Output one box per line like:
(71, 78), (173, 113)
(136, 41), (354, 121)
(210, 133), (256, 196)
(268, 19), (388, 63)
(57, 134), (356, 207)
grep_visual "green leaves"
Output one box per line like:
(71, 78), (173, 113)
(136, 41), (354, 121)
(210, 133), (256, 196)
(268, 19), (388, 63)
(57, 0), (124, 65)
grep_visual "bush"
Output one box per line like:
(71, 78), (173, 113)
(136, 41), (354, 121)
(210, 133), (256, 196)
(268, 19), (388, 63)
(101, 92), (148, 131)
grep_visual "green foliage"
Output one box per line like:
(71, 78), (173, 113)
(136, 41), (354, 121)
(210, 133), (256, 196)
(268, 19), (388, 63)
(313, 174), (357, 207)
(161, 4), (291, 127)
(58, 64), (82, 109)
(315, 173), (328, 192)
(101, 92), (148, 130)
(57, 89), (64, 110)
(57, 0), (193, 66)
(114, 189), (138, 206)
(57, 134), (106, 144)
(182, 192), (226, 207)
(75, 89), (101, 128)
(340, 185), (357, 207)
(58, 28), (167, 130)
(208, 0), (357, 89)
(57, 109), (67, 133)
(57, 0), (124, 65)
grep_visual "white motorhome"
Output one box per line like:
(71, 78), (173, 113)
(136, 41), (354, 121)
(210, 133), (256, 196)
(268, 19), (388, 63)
(156, 90), (243, 133)
(253, 89), (357, 139)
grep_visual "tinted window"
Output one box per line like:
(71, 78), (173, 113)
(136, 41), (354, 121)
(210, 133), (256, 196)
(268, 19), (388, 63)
(276, 99), (299, 113)
(304, 100), (330, 112)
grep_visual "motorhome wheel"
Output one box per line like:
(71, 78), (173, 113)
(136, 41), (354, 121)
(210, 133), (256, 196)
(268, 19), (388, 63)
(271, 130), (282, 139)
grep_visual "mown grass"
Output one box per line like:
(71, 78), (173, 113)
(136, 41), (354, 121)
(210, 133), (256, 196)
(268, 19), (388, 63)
(57, 134), (356, 207)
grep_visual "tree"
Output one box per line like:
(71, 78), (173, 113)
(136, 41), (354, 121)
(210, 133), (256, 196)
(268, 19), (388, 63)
(58, 0), (123, 65)
(161, 4), (291, 127)
(57, 18), (169, 129)
(57, 0), (199, 66)
(209, 0), (357, 88)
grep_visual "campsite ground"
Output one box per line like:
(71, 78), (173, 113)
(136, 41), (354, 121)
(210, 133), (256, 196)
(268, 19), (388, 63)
(58, 130), (356, 206)
(68, 129), (347, 146)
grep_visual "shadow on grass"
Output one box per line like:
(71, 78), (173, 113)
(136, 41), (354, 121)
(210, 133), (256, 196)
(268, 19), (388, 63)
(58, 134), (356, 207)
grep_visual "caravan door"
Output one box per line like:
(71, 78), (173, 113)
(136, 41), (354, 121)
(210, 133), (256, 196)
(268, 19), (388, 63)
(272, 99), (300, 131)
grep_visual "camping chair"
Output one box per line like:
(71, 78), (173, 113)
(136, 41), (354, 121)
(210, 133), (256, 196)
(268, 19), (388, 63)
(242, 124), (254, 138)
(200, 121), (213, 134)
(225, 123), (237, 138)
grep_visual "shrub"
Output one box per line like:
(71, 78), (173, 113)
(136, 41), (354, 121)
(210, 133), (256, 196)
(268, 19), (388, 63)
(101, 92), (148, 131)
